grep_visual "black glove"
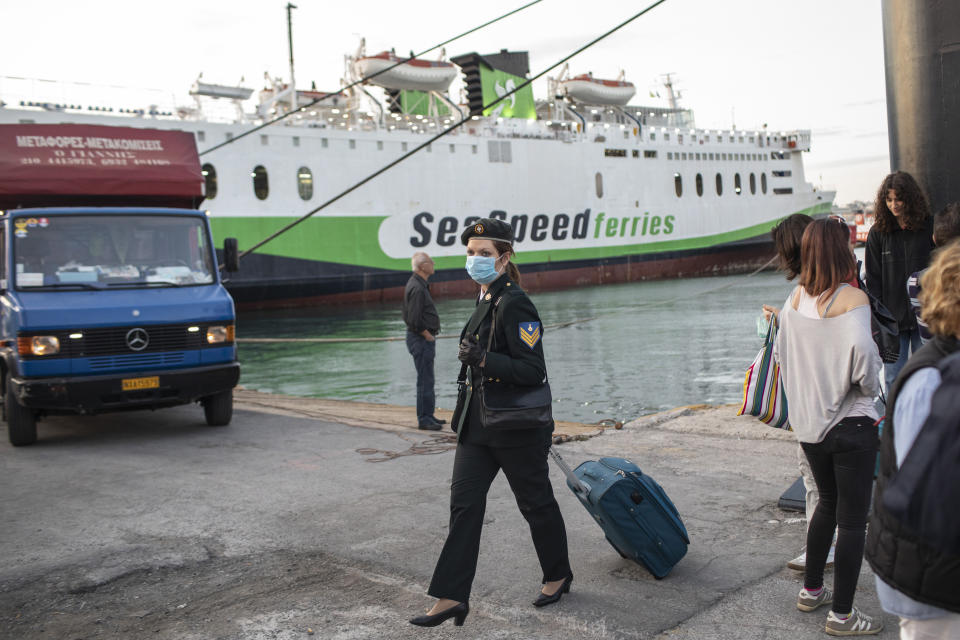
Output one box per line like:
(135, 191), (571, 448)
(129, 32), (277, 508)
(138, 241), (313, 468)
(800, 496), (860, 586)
(458, 335), (486, 366)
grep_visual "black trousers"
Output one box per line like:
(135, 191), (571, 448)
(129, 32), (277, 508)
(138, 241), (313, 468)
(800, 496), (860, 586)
(801, 417), (878, 614)
(427, 438), (571, 603)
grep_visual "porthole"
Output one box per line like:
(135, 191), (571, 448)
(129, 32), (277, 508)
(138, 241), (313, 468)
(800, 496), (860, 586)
(595, 172), (604, 198)
(734, 173), (742, 195)
(297, 166), (313, 201)
(674, 173), (682, 197)
(201, 163), (217, 200)
(715, 173), (723, 196)
(252, 165), (269, 200)
(761, 173), (768, 194)
(749, 173), (757, 195)
(695, 173), (703, 197)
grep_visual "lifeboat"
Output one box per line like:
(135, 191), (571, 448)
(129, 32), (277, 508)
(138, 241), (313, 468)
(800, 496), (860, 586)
(356, 51), (458, 92)
(561, 73), (636, 106)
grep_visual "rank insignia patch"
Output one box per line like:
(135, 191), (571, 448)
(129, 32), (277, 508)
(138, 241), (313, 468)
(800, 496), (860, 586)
(519, 322), (541, 349)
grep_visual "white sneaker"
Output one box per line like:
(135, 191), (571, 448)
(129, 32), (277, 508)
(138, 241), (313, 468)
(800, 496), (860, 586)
(787, 545), (835, 571)
(825, 607), (883, 636)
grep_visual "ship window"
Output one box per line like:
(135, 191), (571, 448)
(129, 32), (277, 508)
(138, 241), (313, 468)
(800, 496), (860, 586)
(632, 149), (639, 158)
(773, 170), (792, 177)
(729, 136), (734, 143)
(709, 153), (715, 160)
(674, 173), (682, 197)
(426, 144), (432, 153)
(682, 152), (688, 160)
(261, 135), (269, 146)
(293, 136), (300, 147)
(664, 133), (670, 141)
(402, 142), (408, 152)
(225, 132), (234, 140)
(449, 144), (456, 153)
(595, 172), (604, 198)
(696, 173), (703, 197)
(644, 150), (657, 158)
(738, 137), (744, 143)
(377, 141), (384, 150)
(678, 134), (684, 144)
(201, 163), (217, 200)
(349, 139), (356, 149)
(604, 148), (627, 158)
(716, 173), (723, 195)
(749, 137), (754, 143)
(252, 165), (269, 200)
(749, 173), (757, 194)
(472, 145), (478, 154)
(734, 173), (742, 195)
(774, 187), (794, 195)
(667, 152), (673, 160)
(196, 131), (206, 142)
(297, 166), (313, 201)
(650, 132), (656, 141)
(761, 173), (768, 193)
(695, 153), (701, 160)
(488, 140), (512, 163)
(322, 138), (329, 148)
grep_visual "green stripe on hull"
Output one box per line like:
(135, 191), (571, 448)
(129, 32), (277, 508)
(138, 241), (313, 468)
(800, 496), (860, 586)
(209, 201), (831, 271)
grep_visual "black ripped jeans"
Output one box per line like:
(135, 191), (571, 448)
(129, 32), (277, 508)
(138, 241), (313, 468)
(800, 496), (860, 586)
(800, 417), (878, 614)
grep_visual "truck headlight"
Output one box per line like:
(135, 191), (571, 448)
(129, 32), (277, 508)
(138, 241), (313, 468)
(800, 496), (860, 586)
(206, 325), (235, 344)
(18, 335), (60, 356)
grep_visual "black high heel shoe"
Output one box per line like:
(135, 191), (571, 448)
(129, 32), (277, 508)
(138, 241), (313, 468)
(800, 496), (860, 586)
(409, 601), (469, 627)
(533, 574), (573, 607)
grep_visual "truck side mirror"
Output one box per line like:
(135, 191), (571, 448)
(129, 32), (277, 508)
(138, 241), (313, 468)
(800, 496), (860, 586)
(223, 238), (240, 273)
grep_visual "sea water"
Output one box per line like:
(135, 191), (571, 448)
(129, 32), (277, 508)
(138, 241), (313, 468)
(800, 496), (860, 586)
(237, 266), (811, 424)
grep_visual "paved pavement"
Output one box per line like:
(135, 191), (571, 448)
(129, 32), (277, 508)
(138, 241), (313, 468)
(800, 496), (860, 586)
(0, 402), (895, 639)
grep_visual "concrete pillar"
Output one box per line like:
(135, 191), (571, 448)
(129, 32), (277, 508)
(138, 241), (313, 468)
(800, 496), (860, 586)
(882, 0), (960, 213)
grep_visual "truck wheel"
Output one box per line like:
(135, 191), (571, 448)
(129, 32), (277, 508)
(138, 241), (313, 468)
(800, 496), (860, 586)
(202, 390), (233, 427)
(6, 382), (37, 446)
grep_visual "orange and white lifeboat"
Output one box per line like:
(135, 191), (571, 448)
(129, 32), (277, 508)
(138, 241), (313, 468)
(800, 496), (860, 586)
(356, 51), (458, 92)
(561, 73), (636, 106)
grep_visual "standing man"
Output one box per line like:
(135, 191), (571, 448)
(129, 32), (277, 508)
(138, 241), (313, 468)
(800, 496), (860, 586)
(403, 252), (444, 430)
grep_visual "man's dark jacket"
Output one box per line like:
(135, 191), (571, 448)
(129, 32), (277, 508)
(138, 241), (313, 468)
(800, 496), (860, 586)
(402, 274), (440, 335)
(865, 335), (960, 612)
(864, 218), (934, 331)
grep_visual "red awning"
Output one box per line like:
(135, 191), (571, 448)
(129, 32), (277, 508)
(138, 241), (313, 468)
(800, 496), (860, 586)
(0, 124), (203, 210)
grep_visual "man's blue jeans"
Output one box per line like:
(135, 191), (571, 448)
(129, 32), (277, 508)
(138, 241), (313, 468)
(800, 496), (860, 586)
(406, 332), (436, 423)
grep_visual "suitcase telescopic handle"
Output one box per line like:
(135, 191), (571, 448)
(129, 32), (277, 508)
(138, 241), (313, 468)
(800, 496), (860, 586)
(549, 447), (590, 497)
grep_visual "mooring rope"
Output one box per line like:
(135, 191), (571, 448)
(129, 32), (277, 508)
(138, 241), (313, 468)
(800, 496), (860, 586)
(237, 254), (778, 345)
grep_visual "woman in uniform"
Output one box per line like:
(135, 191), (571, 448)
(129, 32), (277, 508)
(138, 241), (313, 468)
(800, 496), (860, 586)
(410, 218), (572, 628)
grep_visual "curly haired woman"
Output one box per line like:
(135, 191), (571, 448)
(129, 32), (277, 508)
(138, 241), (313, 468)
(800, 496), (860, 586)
(865, 171), (935, 389)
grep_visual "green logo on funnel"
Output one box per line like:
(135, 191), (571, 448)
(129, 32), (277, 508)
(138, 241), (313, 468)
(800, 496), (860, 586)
(480, 67), (536, 119)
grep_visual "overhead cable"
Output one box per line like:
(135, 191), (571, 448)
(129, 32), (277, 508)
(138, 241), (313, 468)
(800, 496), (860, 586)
(199, 0), (544, 156)
(236, 0), (670, 261)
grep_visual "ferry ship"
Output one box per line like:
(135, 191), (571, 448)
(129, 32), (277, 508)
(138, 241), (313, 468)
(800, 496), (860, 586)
(0, 44), (833, 308)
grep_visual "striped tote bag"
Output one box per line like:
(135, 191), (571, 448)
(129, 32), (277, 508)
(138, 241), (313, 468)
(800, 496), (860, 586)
(737, 318), (790, 429)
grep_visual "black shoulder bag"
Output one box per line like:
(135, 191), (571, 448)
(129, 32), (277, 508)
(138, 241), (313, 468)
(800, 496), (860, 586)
(453, 296), (554, 432)
(857, 260), (900, 364)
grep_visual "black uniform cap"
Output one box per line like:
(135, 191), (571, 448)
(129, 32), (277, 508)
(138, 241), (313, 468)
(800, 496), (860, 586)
(460, 217), (514, 246)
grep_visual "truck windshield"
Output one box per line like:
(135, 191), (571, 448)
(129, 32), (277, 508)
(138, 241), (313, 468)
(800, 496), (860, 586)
(13, 214), (216, 290)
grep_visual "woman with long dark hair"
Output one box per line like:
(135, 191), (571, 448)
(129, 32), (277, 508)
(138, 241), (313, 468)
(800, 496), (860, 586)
(865, 171), (935, 389)
(409, 217), (571, 628)
(775, 218), (884, 635)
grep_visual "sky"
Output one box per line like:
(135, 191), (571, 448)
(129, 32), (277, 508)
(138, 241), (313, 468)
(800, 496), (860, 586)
(1, 0), (890, 205)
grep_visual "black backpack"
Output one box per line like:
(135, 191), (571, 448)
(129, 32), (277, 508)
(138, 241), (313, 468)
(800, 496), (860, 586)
(882, 350), (960, 555)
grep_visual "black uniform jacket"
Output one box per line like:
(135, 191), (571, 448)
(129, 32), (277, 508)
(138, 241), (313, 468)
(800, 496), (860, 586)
(457, 275), (552, 448)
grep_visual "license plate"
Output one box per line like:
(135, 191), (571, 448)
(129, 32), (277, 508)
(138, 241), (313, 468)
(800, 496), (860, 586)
(121, 376), (159, 391)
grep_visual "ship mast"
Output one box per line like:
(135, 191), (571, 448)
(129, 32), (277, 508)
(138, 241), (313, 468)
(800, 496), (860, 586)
(287, 2), (298, 112)
(662, 73), (679, 111)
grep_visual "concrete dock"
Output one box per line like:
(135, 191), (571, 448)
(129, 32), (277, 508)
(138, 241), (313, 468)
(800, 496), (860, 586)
(0, 394), (895, 639)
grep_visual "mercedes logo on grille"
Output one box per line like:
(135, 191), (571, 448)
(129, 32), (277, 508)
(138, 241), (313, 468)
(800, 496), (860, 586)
(126, 328), (150, 352)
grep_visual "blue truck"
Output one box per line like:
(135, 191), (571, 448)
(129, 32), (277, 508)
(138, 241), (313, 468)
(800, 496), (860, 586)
(0, 124), (241, 445)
